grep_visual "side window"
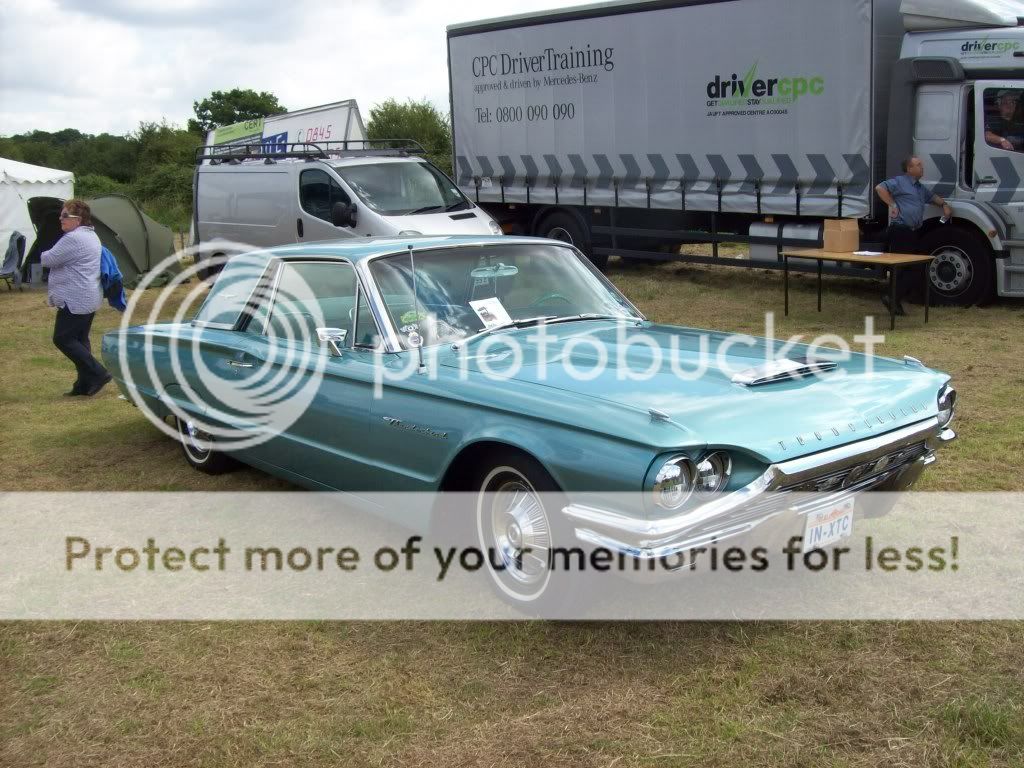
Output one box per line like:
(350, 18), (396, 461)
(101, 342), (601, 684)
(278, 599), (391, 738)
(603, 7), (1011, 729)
(300, 169), (352, 223)
(265, 262), (357, 347)
(983, 88), (1024, 153)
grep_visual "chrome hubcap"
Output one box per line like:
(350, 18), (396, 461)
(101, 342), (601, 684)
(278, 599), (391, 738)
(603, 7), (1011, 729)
(929, 247), (972, 293)
(181, 419), (211, 460)
(487, 478), (551, 588)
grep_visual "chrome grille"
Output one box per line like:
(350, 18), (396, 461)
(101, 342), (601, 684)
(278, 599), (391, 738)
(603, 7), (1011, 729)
(780, 441), (928, 493)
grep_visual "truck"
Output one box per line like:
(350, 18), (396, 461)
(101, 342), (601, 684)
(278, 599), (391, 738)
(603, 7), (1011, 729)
(192, 100), (501, 277)
(447, 0), (1024, 305)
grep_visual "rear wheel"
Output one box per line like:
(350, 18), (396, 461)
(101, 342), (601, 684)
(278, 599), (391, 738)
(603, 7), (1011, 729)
(175, 417), (237, 474)
(920, 227), (993, 306)
(537, 211), (607, 271)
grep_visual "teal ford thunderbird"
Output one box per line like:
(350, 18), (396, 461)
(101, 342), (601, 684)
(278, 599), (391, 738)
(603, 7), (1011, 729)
(102, 236), (956, 605)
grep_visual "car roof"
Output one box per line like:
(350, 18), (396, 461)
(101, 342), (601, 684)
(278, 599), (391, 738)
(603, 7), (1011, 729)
(252, 235), (554, 264)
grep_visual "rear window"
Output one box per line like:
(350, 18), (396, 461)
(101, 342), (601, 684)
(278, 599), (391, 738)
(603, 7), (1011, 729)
(191, 253), (272, 328)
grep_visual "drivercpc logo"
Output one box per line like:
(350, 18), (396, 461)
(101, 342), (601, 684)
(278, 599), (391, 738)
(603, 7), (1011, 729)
(705, 62), (824, 117)
(960, 37), (1020, 58)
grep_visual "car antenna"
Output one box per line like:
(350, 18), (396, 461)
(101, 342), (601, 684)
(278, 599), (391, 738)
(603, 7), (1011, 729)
(408, 244), (426, 374)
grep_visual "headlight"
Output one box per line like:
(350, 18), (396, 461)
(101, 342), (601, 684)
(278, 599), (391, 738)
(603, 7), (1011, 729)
(937, 384), (956, 427)
(488, 220), (503, 235)
(651, 456), (695, 510)
(695, 451), (733, 494)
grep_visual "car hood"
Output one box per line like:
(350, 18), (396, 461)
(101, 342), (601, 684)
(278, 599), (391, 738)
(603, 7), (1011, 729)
(439, 321), (948, 463)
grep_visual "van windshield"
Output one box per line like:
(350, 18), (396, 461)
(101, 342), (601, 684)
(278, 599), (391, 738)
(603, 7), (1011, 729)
(334, 161), (470, 216)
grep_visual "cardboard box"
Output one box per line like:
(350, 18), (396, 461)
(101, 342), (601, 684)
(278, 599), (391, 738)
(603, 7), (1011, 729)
(823, 218), (859, 252)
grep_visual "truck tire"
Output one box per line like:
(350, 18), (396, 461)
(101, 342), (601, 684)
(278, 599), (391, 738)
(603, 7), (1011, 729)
(537, 211), (607, 271)
(920, 227), (993, 306)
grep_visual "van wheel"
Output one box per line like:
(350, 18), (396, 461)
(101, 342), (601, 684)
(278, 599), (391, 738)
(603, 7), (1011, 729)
(920, 228), (993, 306)
(472, 450), (583, 613)
(537, 211), (607, 271)
(196, 253), (225, 282)
(176, 417), (236, 474)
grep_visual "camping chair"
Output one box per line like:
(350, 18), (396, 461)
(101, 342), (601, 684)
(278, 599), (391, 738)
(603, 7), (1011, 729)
(0, 232), (25, 291)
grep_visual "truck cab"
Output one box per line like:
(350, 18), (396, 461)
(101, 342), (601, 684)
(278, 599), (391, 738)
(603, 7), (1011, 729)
(898, 23), (1024, 302)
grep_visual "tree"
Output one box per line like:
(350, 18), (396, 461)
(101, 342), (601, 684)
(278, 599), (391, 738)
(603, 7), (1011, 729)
(188, 88), (286, 134)
(366, 99), (452, 175)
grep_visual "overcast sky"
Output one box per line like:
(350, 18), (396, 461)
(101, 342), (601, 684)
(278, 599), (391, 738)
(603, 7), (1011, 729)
(0, 0), (597, 137)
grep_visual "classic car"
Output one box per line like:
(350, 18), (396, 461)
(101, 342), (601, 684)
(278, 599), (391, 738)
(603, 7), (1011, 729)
(102, 236), (957, 606)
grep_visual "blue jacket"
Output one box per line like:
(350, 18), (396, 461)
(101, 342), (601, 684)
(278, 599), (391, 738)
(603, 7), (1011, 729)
(100, 247), (127, 311)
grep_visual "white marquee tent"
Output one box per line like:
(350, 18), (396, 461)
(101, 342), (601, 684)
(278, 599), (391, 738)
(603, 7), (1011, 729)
(0, 157), (74, 265)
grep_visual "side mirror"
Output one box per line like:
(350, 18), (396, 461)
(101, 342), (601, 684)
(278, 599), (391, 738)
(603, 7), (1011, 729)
(316, 327), (348, 356)
(331, 201), (356, 228)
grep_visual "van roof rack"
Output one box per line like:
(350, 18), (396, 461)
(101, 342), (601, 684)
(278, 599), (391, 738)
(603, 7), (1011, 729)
(195, 139), (427, 165)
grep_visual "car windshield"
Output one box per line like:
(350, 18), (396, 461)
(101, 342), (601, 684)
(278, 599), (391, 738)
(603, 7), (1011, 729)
(368, 243), (642, 350)
(334, 161), (470, 216)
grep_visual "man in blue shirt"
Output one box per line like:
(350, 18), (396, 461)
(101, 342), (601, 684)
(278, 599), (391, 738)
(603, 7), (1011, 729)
(874, 156), (953, 315)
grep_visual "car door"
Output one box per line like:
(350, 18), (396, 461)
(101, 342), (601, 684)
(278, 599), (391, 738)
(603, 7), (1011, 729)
(232, 258), (383, 489)
(295, 168), (358, 243)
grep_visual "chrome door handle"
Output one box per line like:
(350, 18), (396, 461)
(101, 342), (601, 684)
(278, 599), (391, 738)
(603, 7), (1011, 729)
(228, 360), (254, 368)
(977, 176), (997, 185)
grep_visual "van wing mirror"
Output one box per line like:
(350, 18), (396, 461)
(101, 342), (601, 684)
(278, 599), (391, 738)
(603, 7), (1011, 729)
(331, 201), (356, 228)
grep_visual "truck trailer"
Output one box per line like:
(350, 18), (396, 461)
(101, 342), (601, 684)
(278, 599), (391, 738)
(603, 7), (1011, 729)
(447, 0), (1024, 304)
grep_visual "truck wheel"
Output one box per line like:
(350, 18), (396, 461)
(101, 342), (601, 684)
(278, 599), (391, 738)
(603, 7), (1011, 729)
(920, 228), (993, 306)
(537, 211), (607, 271)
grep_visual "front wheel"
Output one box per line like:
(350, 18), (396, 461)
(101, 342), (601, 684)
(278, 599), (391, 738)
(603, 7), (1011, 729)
(472, 451), (581, 612)
(919, 227), (993, 306)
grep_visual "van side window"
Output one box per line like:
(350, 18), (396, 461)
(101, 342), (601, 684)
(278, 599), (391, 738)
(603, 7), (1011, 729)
(299, 169), (352, 223)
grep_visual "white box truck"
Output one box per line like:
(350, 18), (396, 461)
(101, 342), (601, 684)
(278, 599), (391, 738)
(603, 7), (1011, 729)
(447, 0), (1024, 304)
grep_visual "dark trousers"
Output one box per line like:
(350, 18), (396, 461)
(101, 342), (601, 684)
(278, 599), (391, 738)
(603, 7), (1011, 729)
(886, 224), (923, 302)
(53, 307), (108, 389)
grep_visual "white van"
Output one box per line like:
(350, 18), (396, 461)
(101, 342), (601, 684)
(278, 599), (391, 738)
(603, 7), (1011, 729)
(193, 142), (502, 275)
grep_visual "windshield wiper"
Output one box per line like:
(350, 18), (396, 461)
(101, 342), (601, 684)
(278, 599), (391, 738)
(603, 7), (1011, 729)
(445, 201), (471, 212)
(543, 313), (636, 325)
(451, 316), (556, 349)
(407, 204), (446, 215)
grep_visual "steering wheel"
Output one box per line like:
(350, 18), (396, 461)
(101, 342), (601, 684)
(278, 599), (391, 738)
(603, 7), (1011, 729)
(528, 292), (573, 308)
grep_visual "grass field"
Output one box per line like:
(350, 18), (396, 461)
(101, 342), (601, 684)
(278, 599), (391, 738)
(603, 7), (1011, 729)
(1, 254), (1022, 766)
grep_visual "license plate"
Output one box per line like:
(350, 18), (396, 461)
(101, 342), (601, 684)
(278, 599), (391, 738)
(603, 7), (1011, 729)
(802, 499), (854, 551)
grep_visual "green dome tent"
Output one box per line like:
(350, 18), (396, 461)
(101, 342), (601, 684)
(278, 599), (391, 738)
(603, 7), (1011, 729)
(86, 194), (181, 287)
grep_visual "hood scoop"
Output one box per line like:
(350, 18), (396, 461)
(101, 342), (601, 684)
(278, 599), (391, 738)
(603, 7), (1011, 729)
(731, 357), (839, 387)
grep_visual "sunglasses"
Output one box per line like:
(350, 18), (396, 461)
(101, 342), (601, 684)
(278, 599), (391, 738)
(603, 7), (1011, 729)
(59, 212), (81, 220)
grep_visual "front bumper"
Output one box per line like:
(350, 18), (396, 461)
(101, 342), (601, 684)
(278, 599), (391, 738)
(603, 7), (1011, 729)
(563, 417), (955, 560)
